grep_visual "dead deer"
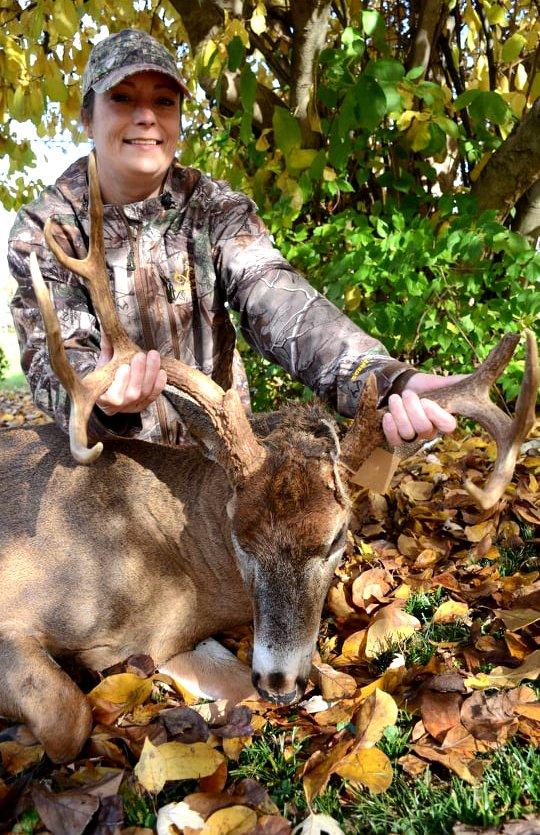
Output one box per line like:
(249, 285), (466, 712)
(0, 153), (537, 764)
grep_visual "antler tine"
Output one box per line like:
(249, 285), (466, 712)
(34, 152), (266, 478)
(29, 251), (103, 464)
(340, 332), (537, 510)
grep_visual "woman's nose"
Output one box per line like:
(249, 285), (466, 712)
(133, 105), (156, 125)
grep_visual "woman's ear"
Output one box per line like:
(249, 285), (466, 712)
(80, 109), (93, 139)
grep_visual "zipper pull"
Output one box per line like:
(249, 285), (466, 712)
(127, 248), (135, 271)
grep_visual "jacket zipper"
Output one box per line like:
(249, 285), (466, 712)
(123, 213), (170, 444)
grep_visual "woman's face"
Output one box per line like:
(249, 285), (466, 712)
(84, 70), (181, 204)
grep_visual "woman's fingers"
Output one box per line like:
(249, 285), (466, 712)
(383, 391), (456, 446)
(96, 351), (167, 416)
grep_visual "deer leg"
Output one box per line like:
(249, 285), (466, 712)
(0, 631), (92, 763)
(158, 638), (257, 706)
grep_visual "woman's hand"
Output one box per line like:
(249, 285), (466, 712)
(95, 333), (167, 417)
(382, 372), (467, 446)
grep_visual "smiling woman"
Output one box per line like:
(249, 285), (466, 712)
(8, 27), (464, 455)
(82, 72), (182, 205)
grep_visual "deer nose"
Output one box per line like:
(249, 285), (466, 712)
(252, 671), (307, 705)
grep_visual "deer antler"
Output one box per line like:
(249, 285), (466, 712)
(30, 151), (266, 483)
(340, 332), (538, 510)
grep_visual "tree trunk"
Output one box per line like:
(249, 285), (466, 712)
(471, 99), (540, 217)
(290, 0), (333, 147)
(406, 0), (448, 78)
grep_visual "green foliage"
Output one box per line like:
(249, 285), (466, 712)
(0, 345), (7, 383)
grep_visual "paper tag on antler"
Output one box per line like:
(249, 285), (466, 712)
(349, 447), (400, 493)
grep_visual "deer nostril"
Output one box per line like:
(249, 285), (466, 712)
(251, 671), (261, 689)
(267, 671), (285, 691)
(255, 686), (298, 705)
(296, 676), (308, 696)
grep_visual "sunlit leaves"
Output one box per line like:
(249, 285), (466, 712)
(135, 737), (226, 793)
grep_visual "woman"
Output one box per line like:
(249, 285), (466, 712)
(9, 28), (459, 450)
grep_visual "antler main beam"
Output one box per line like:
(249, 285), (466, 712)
(341, 331), (538, 510)
(31, 151), (265, 483)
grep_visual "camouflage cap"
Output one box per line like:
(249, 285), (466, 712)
(82, 29), (190, 99)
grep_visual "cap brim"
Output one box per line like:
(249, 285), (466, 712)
(92, 63), (191, 99)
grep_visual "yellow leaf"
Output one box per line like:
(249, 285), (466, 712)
(464, 520), (495, 542)
(515, 63), (528, 92)
(486, 5), (507, 25)
(203, 805), (258, 834)
(344, 284), (362, 312)
(335, 747), (393, 794)
(341, 629), (368, 661)
(313, 662), (357, 701)
(88, 673), (153, 710)
(160, 741), (225, 780)
(432, 600), (470, 624)
(52, 0), (79, 38)
(355, 689), (398, 748)
(250, 3), (267, 36)
(222, 736), (251, 761)
(134, 737), (167, 793)
(323, 166), (336, 181)
(365, 604), (421, 659)
(288, 148), (318, 170)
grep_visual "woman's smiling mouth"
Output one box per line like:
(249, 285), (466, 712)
(123, 138), (163, 146)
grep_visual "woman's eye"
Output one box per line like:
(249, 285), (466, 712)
(157, 97), (176, 107)
(110, 93), (130, 103)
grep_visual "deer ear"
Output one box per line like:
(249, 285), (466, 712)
(162, 386), (222, 461)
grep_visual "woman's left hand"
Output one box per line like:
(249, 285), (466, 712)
(382, 372), (468, 446)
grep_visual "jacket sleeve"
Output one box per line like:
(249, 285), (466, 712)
(8, 200), (139, 440)
(211, 192), (416, 418)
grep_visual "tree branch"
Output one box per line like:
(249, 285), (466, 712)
(471, 99), (540, 216)
(405, 0), (447, 78)
(289, 0), (333, 147)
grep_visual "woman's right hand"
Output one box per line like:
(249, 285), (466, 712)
(95, 333), (167, 416)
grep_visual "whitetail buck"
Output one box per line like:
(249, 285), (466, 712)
(0, 154), (537, 763)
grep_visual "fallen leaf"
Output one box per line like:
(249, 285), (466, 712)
(159, 707), (210, 742)
(354, 689), (398, 748)
(432, 600), (470, 624)
(31, 785), (99, 835)
(222, 736), (252, 761)
(134, 737), (167, 793)
(452, 818), (540, 834)
(400, 480), (434, 502)
(340, 630), (368, 662)
(212, 707), (254, 739)
(365, 603), (421, 659)
(334, 747), (393, 794)
(411, 744), (481, 784)
(302, 740), (353, 805)
(0, 742), (44, 775)
(292, 812), (345, 835)
(156, 800), (205, 834)
(397, 753), (428, 777)
(251, 814), (292, 833)
(202, 805), (258, 834)
(161, 740), (226, 780)
(88, 673), (153, 708)
(464, 521), (496, 543)
(199, 760), (229, 793)
(311, 662), (357, 700)
(494, 608), (540, 631)
(351, 569), (393, 609)
(421, 691), (462, 742)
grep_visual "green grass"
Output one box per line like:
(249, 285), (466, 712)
(0, 327), (26, 390)
(231, 726), (539, 835)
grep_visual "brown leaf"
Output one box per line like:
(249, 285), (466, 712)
(327, 582), (356, 618)
(400, 480), (434, 502)
(460, 690), (524, 743)
(452, 818), (540, 834)
(302, 740), (353, 805)
(160, 706), (210, 742)
(222, 736), (252, 761)
(421, 691), (462, 742)
(199, 760), (229, 794)
(411, 744), (482, 784)
(494, 608), (540, 631)
(397, 754), (428, 777)
(311, 662), (357, 701)
(365, 603), (421, 659)
(341, 629), (368, 662)
(91, 794), (123, 835)
(31, 785), (99, 835)
(228, 778), (281, 816)
(354, 690), (398, 748)
(334, 747), (393, 794)
(432, 600), (470, 624)
(212, 707), (254, 739)
(0, 741), (44, 775)
(250, 814), (292, 834)
(351, 569), (393, 609)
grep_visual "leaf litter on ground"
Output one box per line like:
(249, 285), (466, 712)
(1, 402), (539, 834)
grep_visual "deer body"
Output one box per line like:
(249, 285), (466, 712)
(1, 425), (252, 669)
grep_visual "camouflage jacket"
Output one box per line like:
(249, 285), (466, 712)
(9, 155), (414, 446)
